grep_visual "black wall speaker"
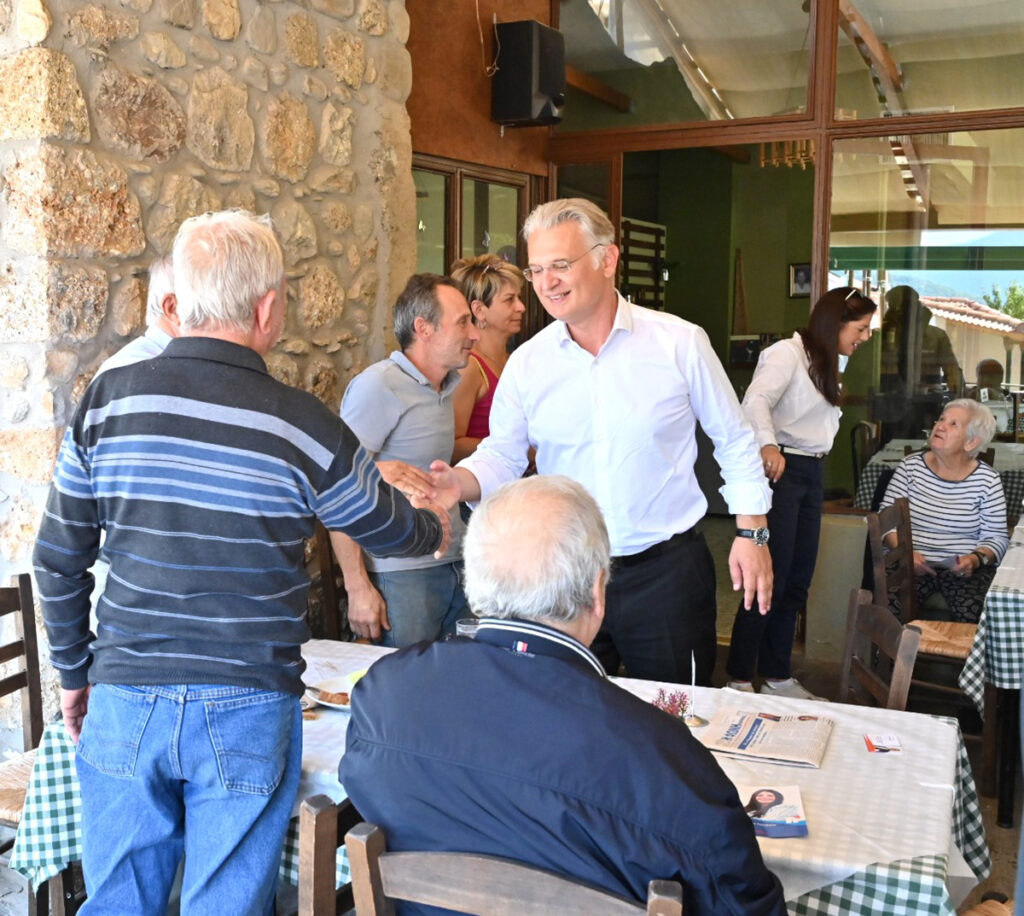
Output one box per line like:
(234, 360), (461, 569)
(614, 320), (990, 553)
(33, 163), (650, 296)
(491, 20), (565, 128)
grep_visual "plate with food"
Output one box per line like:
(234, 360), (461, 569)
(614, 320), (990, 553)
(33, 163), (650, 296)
(305, 669), (367, 711)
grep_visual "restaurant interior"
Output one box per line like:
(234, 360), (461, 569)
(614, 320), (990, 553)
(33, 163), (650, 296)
(2, 0), (1024, 912)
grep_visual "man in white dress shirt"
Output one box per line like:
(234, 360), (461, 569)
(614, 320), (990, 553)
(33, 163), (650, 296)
(95, 255), (179, 377)
(417, 198), (772, 685)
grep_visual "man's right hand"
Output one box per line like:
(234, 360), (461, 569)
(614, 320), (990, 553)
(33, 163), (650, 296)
(913, 551), (936, 576)
(427, 461), (465, 511)
(346, 581), (390, 641)
(412, 497), (452, 559)
(61, 686), (90, 743)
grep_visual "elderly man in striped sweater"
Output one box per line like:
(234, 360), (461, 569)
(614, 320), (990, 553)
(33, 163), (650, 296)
(33, 209), (450, 916)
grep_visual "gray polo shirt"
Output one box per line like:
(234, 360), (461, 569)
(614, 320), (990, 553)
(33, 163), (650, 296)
(341, 350), (465, 572)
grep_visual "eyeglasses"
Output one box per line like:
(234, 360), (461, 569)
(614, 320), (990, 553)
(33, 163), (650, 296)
(522, 244), (604, 282)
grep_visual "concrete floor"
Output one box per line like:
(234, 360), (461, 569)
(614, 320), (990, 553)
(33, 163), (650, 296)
(0, 516), (1016, 913)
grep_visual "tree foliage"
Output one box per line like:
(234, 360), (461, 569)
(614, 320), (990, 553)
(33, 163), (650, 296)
(983, 282), (1024, 321)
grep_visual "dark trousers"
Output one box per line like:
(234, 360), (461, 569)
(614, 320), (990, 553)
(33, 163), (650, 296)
(591, 530), (717, 686)
(727, 455), (824, 681)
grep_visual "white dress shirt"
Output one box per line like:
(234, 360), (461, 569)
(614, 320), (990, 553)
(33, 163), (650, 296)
(94, 325), (174, 377)
(459, 294), (770, 555)
(742, 334), (840, 456)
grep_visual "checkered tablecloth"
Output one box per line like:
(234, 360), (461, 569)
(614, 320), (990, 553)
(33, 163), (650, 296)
(854, 440), (1024, 519)
(960, 532), (1024, 713)
(12, 643), (990, 916)
(7, 721), (350, 890)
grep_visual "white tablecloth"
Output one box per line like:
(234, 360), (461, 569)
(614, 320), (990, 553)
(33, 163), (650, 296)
(299, 640), (979, 906)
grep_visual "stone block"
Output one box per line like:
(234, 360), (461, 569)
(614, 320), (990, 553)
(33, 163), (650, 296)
(16, 0), (51, 44)
(265, 352), (298, 387)
(68, 4), (138, 47)
(303, 76), (327, 101)
(160, 0), (194, 28)
(146, 172), (221, 253)
(186, 66), (253, 171)
(0, 490), (46, 567)
(375, 43), (411, 102)
(111, 278), (145, 337)
(307, 166), (355, 194)
(304, 357), (338, 409)
(358, 0), (386, 36)
(261, 93), (314, 183)
(322, 201), (350, 234)
(318, 103), (353, 166)
(1, 357), (30, 389)
(202, 0), (239, 40)
(188, 34), (219, 60)
(0, 48), (89, 142)
(241, 56), (268, 91)
(272, 199), (317, 265)
(245, 5), (275, 53)
(92, 65), (186, 161)
(284, 12), (317, 67)
(141, 31), (187, 68)
(309, 0), (354, 21)
(325, 28), (364, 89)
(3, 146), (145, 258)
(0, 427), (61, 483)
(299, 261), (345, 329)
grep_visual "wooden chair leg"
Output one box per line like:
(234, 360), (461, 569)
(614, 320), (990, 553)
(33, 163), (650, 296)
(980, 681), (998, 798)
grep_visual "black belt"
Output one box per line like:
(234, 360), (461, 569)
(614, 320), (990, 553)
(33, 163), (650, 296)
(612, 529), (697, 568)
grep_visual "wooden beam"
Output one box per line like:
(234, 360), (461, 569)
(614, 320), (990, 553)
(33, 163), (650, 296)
(565, 65), (633, 114)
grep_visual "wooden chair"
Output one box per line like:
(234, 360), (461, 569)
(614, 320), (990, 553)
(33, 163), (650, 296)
(292, 795), (363, 916)
(839, 588), (921, 710)
(850, 420), (878, 493)
(0, 574), (81, 915)
(312, 522), (344, 640)
(344, 820), (682, 916)
(865, 499), (997, 791)
(979, 446), (995, 467)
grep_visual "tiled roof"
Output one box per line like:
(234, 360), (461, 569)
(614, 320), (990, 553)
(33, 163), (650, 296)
(921, 296), (1024, 338)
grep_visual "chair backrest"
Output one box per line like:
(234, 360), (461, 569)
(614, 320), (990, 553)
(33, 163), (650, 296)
(978, 446), (995, 467)
(312, 522), (342, 640)
(866, 497), (918, 621)
(344, 822), (683, 916)
(850, 420), (878, 491)
(297, 794), (363, 916)
(0, 575), (43, 751)
(839, 588), (921, 710)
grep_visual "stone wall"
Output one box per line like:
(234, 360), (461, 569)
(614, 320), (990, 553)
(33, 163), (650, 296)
(0, 0), (416, 724)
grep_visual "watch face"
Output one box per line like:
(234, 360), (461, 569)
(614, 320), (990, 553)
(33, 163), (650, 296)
(753, 527), (770, 547)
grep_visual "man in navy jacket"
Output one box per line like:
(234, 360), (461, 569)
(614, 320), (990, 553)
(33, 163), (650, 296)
(340, 475), (785, 916)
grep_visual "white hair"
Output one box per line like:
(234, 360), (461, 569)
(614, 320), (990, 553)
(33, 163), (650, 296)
(172, 210), (283, 333)
(463, 476), (611, 624)
(145, 255), (174, 326)
(944, 398), (997, 456)
(521, 198), (615, 264)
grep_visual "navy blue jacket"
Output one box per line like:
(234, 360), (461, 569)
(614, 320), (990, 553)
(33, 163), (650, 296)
(339, 619), (786, 916)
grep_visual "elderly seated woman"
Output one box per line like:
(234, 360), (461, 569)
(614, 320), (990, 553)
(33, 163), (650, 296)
(880, 398), (1008, 623)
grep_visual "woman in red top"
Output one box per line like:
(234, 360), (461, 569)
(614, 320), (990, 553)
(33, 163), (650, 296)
(450, 255), (526, 462)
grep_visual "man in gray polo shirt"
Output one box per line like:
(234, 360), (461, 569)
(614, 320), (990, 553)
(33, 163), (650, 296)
(333, 273), (478, 646)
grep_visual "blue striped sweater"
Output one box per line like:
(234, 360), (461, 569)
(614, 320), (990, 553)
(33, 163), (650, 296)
(33, 337), (443, 694)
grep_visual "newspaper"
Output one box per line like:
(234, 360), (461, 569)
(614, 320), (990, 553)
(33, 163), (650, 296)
(698, 707), (834, 768)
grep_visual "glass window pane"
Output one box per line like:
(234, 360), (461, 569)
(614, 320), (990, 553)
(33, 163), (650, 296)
(460, 180), (521, 262)
(835, 1), (1024, 119)
(830, 127), (1024, 454)
(414, 169), (447, 274)
(560, 0), (811, 130)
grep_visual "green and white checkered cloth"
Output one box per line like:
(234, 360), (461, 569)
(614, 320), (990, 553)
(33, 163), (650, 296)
(8, 721), (348, 891)
(789, 854), (953, 916)
(960, 540), (1024, 714)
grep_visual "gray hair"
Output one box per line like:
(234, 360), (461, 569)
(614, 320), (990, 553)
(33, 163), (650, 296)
(944, 398), (997, 456)
(145, 255), (174, 326)
(172, 210), (283, 334)
(521, 199), (615, 264)
(393, 273), (458, 350)
(464, 475), (611, 624)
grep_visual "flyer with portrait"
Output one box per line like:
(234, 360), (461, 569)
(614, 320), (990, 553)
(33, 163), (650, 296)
(738, 784), (808, 838)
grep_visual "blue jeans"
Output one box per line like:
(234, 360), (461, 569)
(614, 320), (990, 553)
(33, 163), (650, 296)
(76, 683), (302, 916)
(370, 562), (469, 648)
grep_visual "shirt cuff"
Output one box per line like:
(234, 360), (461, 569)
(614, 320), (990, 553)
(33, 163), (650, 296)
(720, 480), (772, 516)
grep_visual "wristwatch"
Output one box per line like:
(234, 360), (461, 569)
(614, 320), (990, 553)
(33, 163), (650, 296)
(971, 550), (991, 567)
(737, 527), (770, 547)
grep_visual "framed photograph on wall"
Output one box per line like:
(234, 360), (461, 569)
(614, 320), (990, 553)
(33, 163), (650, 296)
(789, 263), (812, 298)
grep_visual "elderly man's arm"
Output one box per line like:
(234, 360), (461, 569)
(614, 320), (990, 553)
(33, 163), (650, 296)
(330, 532), (390, 641)
(33, 432), (102, 737)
